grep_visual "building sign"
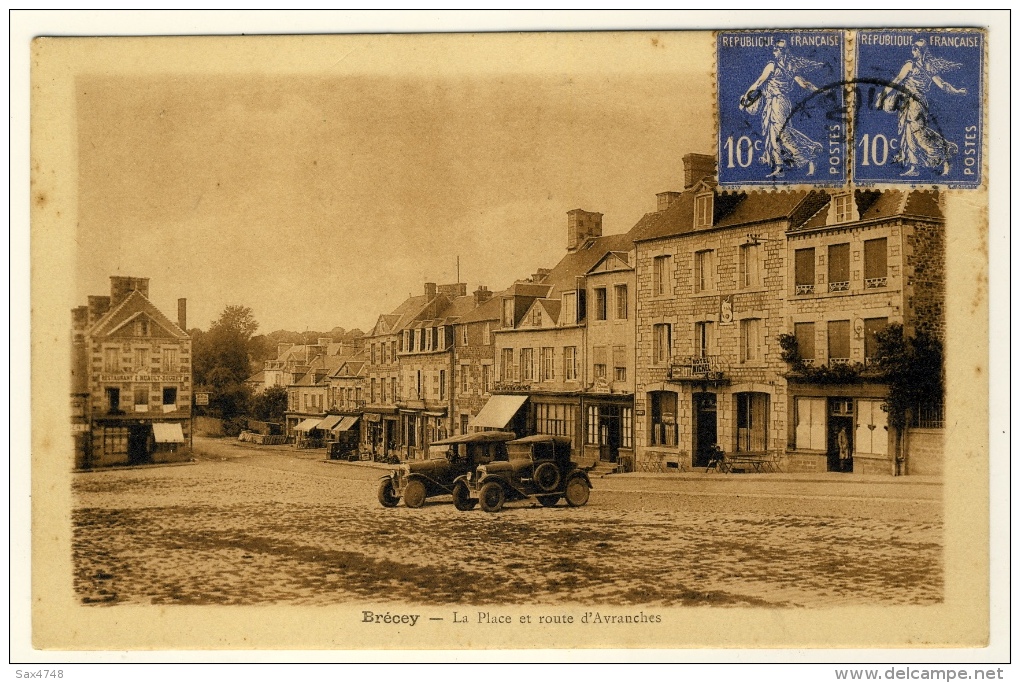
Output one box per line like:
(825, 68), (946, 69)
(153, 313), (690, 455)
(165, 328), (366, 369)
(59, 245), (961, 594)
(494, 381), (531, 393)
(100, 373), (187, 383)
(589, 377), (611, 394)
(195, 392), (210, 406)
(719, 294), (734, 325)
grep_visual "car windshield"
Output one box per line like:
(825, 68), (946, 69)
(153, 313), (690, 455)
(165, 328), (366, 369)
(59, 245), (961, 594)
(507, 444), (534, 461)
(427, 446), (453, 460)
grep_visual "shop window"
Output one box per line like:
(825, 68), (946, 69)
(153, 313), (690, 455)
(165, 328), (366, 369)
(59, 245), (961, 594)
(106, 387), (121, 413)
(694, 250), (716, 293)
(103, 427), (128, 457)
(650, 391), (678, 447)
(827, 320), (851, 364)
(695, 321), (716, 358)
(594, 288), (607, 321)
(652, 255), (671, 296)
(740, 318), (763, 363)
(652, 324), (672, 366)
(795, 397), (826, 450)
(621, 407), (633, 448)
(541, 347), (555, 381)
(794, 322), (816, 363)
(740, 243), (761, 288)
(520, 348), (535, 381)
(563, 346), (577, 381)
(864, 317), (889, 363)
(615, 284), (628, 319)
(828, 243), (850, 292)
(535, 403), (573, 443)
(735, 392), (769, 453)
(864, 238), (888, 288)
(586, 405), (599, 445)
(795, 247), (815, 295)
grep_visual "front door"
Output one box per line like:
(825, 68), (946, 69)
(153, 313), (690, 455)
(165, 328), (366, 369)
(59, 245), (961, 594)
(693, 392), (718, 468)
(127, 424), (151, 465)
(827, 398), (854, 472)
(598, 404), (621, 462)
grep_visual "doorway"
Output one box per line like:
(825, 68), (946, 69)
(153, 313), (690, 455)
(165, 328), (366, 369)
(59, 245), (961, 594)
(693, 392), (718, 468)
(127, 424), (152, 465)
(597, 404), (621, 462)
(827, 398), (854, 472)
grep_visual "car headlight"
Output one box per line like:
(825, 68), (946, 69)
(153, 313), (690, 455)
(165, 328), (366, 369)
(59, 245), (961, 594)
(476, 466), (487, 478)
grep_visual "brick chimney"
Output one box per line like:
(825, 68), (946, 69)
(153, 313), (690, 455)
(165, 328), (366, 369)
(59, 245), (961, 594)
(566, 209), (603, 252)
(532, 268), (552, 283)
(683, 153), (717, 189)
(109, 276), (150, 306)
(177, 298), (187, 331)
(438, 283), (467, 298)
(473, 285), (492, 306)
(657, 191), (682, 211)
(87, 295), (111, 325)
(424, 282), (438, 300)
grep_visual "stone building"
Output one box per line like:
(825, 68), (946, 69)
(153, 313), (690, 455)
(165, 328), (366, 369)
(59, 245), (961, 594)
(71, 276), (191, 468)
(451, 286), (499, 436)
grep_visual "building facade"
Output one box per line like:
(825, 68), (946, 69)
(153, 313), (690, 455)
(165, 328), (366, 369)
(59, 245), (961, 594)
(71, 276), (192, 468)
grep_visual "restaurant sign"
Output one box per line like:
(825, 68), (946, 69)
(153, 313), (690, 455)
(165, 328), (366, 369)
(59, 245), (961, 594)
(100, 373), (187, 383)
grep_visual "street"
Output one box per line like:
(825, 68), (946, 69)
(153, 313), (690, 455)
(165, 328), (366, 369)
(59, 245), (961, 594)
(72, 436), (943, 608)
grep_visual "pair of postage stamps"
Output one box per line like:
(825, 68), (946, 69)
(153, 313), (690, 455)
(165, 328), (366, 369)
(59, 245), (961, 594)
(717, 28), (983, 188)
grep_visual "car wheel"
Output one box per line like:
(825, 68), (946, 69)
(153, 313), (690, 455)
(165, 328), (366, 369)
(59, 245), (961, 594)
(537, 495), (561, 508)
(403, 479), (427, 509)
(533, 462), (561, 492)
(564, 477), (590, 507)
(377, 479), (400, 508)
(479, 482), (505, 513)
(452, 482), (476, 511)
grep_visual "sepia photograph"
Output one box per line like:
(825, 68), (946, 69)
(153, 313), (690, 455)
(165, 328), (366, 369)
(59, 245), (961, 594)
(19, 11), (1006, 662)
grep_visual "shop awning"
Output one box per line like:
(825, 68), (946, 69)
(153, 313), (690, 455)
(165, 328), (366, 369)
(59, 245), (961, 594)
(316, 415), (344, 431)
(332, 416), (359, 433)
(295, 418), (323, 432)
(152, 422), (185, 443)
(470, 395), (528, 429)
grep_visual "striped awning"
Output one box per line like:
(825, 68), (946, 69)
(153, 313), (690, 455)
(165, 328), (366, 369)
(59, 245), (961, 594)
(316, 415), (344, 431)
(332, 416), (359, 433)
(294, 418), (323, 432)
(152, 422), (185, 443)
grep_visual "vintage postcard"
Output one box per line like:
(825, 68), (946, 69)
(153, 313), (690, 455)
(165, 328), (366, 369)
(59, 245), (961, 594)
(24, 15), (1003, 658)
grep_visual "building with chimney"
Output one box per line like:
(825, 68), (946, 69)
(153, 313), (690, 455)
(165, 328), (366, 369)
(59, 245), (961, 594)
(71, 276), (192, 468)
(450, 285), (500, 436)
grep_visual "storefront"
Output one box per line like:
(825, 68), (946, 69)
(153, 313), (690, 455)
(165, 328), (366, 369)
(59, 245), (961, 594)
(581, 393), (634, 468)
(470, 394), (528, 435)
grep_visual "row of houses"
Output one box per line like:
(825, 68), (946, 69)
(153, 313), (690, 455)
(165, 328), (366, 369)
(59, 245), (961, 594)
(250, 153), (945, 476)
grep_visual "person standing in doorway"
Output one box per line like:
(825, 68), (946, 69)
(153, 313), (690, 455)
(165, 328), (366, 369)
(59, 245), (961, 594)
(837, 426), (851, 472)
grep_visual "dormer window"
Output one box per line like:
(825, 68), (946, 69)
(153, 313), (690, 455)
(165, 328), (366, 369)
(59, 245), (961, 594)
(502, 298), (514, 327)
(833, 193), (853, 223)
(562, 291), (577, 325)
(694, 192), (713, 229)
(530, 308), (541, 326)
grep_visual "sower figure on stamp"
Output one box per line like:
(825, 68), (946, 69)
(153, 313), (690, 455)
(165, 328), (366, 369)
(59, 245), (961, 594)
(741, 40), (823, 178)
(880, 39), (967, 177)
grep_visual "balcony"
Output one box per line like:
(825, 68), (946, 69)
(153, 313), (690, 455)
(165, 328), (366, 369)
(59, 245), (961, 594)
(828, 281), (850, 293)
(865, 277), (888, 289)
(668, 355), (728, 383)
(795, 284), (815, 295)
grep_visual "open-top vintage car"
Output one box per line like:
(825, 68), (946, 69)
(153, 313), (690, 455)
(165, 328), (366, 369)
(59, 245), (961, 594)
(376, 431), (516, 508)
(451, 434), (592, 513)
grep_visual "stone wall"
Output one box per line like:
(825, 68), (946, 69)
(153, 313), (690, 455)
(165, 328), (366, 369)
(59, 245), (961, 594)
(906, 428), (943, 475)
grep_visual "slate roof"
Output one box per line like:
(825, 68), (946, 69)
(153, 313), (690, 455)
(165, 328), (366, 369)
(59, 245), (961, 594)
(88, 289), (189, 339)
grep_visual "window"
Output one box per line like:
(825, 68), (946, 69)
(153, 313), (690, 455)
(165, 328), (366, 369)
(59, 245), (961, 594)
(413, 329), (421, 352)
(694, 250), (715, 293)
(416, 370), (422, 399)
(391, 378), (397, 402)
(133, 386), (149, 411)
(502, 298), (514, 327)
(593, 346), (607, 379)
(380, 377), (386, 402)
(439, 326), (447, 350)
(439, 370), (446, 400)
(563, 346), (577, 381)
(694, 193), (713, 228)
(134, 348), (148, 370)
(621, 407), (633, 448)
(391, 340), (397, 361)
(520, 348), (535, 381)
(162, 387), (177, 407)
(795, 397), (827, 450)
(103, 427), (128, 457)
(462, 326), (469, 346)
(586, 405), (599, 445)
(500, 348), (514, 381)
(613, 345), (626, 382)
(828, 243), (850, 292)
(535, 402), (574, 443)
(736, 393), (769, 452)
(864, 238), (888, 288)
(611, 284), (627, 320)
(652, 255), (671, 296)
(482, 322), (491, 345)
(461, 365), (469, 393)
(833, 193), (853, 223)
(460, 414), (470, 435)
(827, 320), (851, 363)
(104, 347), (119, 373)
(371, 344), (377, 364)
(561, 292), (576, 325)
(650, 391), (678, 446)
(795, 247), (815, 295)
(425, 328), (433, 352)
(136, 318), (149, 337)
(593, 288), (607, 321)
(163, 348), (178, 373)
(695, 321), (716, 358)
(740, 243), (761, 288)
(794, 322), (816, 363)
(105, 387), (120, 413)
(530, 307), (542, 326)
(541, 347), (555, 381)
(740, 318), (763, 362)
(370, 378), (377, 403)
(652, 324), (672, 365)
(403, 330), (411, 352)
(863, 317), (889, 363)
(481, 364), (492, 393)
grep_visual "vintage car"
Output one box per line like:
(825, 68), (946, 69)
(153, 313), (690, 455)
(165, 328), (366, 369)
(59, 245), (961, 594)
(451, 434), (592, 513)
(376, 431), (516, 508)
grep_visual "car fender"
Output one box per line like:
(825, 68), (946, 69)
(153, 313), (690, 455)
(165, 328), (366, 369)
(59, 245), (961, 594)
(567, 470), (593, 489)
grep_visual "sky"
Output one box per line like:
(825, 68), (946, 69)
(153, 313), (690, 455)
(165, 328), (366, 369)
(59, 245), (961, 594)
(73, 33), (714, 334)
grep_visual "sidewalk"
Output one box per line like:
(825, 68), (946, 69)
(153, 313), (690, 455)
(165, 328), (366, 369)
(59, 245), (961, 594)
(607, 470), (942, 486)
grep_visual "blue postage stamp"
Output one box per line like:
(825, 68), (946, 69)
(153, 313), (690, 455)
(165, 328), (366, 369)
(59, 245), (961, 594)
(854, 29), (984, 186)
(717, 30), (846, 187)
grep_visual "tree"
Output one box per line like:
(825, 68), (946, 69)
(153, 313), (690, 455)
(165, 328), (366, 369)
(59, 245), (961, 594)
(251, 386), (289, 423)
(192, 305), (261, 419)
(872, 324), (944, 430)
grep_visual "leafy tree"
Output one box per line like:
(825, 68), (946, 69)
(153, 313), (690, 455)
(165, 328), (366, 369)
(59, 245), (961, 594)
(251, 386), (289, 423)
(192, 305), (260, 419)
(872, 324), (944, 429)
